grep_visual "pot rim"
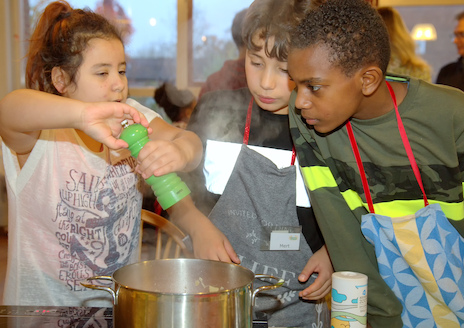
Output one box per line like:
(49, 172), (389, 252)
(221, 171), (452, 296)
(83, 259), (284, 303)
(110, 258), (256, 295)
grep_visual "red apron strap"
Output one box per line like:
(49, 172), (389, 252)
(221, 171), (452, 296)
(243, 97), (296, 165)
(386, 82), (428, 207)
(347, 121), (376, 213)
(346, 81), (428, 214)
(243, 98), (253, 145)
(291, 146), (296, 166)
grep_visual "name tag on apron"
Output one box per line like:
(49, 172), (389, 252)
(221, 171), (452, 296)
(269, 230), (301, 250)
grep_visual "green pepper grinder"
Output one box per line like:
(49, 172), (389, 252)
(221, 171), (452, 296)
(119, 120), (191, 209)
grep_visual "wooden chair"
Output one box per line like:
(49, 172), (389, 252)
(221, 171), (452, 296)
(140, 209), (193, 260)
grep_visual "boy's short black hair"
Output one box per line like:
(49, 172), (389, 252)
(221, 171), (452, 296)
(290, 0), (391, 76)
(242, 0), (312, 62)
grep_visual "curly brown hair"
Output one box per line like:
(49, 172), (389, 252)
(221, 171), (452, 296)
(242, 0), (313, 62)
(290, 0), (391, 77)
(25, 0), (123, 94)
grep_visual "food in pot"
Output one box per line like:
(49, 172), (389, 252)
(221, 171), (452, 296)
(195, 277), (225, 293)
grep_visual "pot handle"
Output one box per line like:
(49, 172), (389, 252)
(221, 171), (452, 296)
(252, 274), (285, 305)
(80, 276), (116, 301)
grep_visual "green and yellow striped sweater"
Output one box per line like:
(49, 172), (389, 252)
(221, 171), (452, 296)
(289, 77), (464, 328)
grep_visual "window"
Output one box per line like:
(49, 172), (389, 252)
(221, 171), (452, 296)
(189, 0), (253, 85)
(25, 0), (253, 95)
(9, 0), (464, 99)
(29, 0), (177, 90)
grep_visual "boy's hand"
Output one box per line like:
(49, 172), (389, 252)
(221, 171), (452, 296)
(298, 245), (333, 300)
(189, 218), (240, 264)
(167, 196), (240, 264)
(80, 102), (151, 149)
(135, 139), (190, 178)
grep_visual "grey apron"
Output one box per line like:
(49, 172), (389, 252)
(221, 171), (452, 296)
(208, 144), (329, 328)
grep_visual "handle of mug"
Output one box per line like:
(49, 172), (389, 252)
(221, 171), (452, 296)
(81, 276), (116, 301)
(252, 274), (285, 306)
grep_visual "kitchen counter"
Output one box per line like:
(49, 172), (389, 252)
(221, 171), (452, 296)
(0, 306), (276, 327)
(0, 306), (112, 327)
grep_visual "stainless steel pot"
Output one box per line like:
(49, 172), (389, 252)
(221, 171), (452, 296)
(82, 258), (284, 328)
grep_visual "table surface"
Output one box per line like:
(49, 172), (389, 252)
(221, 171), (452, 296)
(0, 306), (298, 327)
(0, 306), (112, 327)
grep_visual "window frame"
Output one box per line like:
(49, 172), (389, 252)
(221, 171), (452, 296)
(0, 0), (27, 98)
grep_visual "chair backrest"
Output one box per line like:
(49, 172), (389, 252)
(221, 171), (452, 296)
(140, 209), (193, 260)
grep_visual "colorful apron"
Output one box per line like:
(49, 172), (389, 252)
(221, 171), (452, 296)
(347, 82), (464, 328)
(207, 99), (330, 328)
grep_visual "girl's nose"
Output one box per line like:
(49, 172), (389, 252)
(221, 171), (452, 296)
(113, 74), (126, 92)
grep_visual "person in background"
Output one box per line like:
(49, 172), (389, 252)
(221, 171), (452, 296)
(198, 8), (248, 99)
(184, 0), (332, 326)
(288, 0), (464, 326)
(378, 6), (432, 82)
(436, 10), (464, 91)
(0, 0), (202, 307)
(154, 82), (196, 130)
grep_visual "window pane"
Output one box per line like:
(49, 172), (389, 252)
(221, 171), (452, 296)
(191, 0), (253, 83)
(28, 0), (177, 88)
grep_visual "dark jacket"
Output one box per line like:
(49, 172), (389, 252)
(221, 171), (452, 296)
(436, 57), (464, 91)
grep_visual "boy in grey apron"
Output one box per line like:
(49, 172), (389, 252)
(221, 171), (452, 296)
(183, 0), (332, 326)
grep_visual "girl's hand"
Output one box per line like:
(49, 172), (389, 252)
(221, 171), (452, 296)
(298, 245), (333, 300)
(80, 102), (151, 149)
(135, 139), (190, 178)
(143, 117), (202, 174)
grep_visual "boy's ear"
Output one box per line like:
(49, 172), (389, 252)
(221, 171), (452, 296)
(51, 67), (70, 94)
(360, 66), (383, 96)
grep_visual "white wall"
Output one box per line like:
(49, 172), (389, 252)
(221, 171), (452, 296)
(0, 0), (25, 99)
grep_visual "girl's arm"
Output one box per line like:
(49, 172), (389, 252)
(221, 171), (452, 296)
(135, 117), (203, 178)
(0, 89), (150, 155)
